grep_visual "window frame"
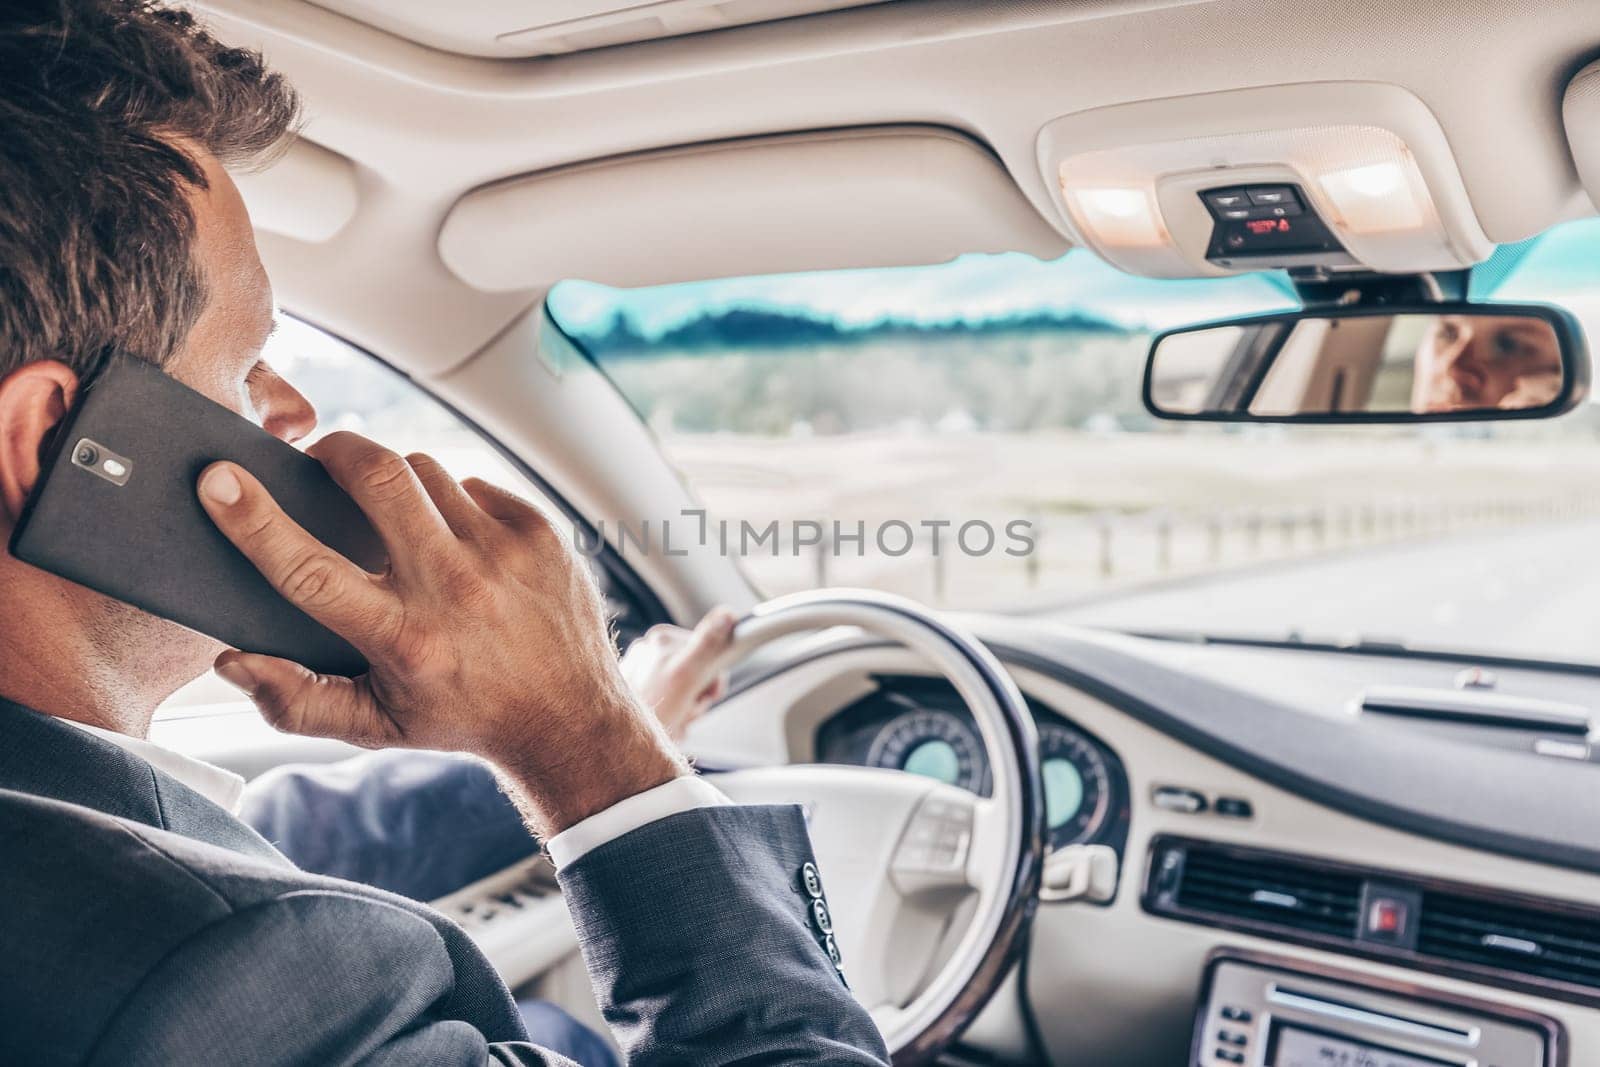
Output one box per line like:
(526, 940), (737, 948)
(285, 315), (671, 644)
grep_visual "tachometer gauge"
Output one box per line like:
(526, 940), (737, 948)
(1037, 721), (1111, 849)
(866, 710), (985, 793)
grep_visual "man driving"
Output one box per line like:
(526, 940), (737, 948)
(0, 2), (889, 1064)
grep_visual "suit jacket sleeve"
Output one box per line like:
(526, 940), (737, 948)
(90, 803), (887, 1066)
(556, 803), (891, 1066)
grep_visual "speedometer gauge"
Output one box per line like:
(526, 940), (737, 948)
(1036, 721), (1111, 849)
(866, 710), (985, 793)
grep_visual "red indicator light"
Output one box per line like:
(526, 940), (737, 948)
(1368, 899), (1406, 935)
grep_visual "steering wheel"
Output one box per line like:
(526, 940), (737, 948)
(708, 590), (1047, 1062)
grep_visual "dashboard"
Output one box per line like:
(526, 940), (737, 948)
(813, 674), (1130, 858)
(691, 622), (1600, 1065)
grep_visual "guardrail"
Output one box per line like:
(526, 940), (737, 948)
(748, 494), (1600, 607)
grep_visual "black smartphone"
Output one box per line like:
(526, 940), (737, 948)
(9, 353), (382, 676)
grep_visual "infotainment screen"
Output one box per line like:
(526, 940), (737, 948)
(1270, 1025), (1460, 1067)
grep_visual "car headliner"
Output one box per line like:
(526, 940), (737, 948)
(190, 0), (1600, 381)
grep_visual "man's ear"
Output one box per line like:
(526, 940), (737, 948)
(0, 361), (79, 524)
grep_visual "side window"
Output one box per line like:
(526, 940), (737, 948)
(271, 317), (533, 491)
(160, 317), (620, 716)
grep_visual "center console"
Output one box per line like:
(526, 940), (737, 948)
(1193, 952), (1561, 1067)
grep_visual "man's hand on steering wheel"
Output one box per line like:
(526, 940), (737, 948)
(621, 610), (736, 742)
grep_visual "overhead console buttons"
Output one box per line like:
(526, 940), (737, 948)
(1199, 183), (1342, 264)
(1246, 186), (1294, 205)
(1204, 186), (1301, 216)
(1204, 188), (1251, 212)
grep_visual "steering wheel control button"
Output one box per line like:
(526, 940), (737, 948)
(800, 862), (824, 898)
(1152, 786), (1208, 814)
(810, 897), (834, 936)
(892, 793), (975, 893)
(1214, 796), (1254, 819)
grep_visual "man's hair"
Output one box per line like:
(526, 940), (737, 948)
(0, 0), (299, 379)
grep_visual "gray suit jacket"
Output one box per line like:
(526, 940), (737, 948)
(0, 699), (890, 1066)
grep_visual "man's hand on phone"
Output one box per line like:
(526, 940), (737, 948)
(197, 431), (688, 837)
(621, 611), (736, 743)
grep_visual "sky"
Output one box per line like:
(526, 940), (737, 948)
(546, 216), (1600, 342)
(548, 251), (1298, 339)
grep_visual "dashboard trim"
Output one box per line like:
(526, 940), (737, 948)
(980, 633), (1600, 879)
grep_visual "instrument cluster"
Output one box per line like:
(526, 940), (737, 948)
(814, 676), (1130, 854)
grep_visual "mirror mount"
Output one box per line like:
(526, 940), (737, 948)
(1287, 268), (1468, 310)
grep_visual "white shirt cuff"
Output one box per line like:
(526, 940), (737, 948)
(544, 774), (730, 868)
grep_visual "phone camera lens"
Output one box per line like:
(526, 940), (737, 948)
(75, 444), (99, 467)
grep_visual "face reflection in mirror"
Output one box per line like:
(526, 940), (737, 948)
(1410, 315), (1563, 414)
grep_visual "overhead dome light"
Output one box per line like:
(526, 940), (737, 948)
(1040, 85), (1492, 276)
(1327, 162), (1404, 197)
(1068, 186), (1168, 249)
(1317, 160), (1426, 234)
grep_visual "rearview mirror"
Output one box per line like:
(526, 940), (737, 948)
(1144, 303), (1589, 423)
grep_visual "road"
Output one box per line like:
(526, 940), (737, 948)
(1053, 517), (1600, 664)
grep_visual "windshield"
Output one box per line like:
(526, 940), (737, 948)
(548, 218), (1600, 667)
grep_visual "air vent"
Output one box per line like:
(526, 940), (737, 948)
(1159, 841), (1361, 940)
(1419, 891), (1600, 990)
(1146, 836), (1600, 1011)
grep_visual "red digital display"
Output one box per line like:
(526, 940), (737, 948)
(1245, 218), (1294, 235)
